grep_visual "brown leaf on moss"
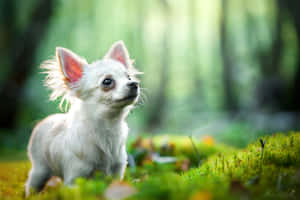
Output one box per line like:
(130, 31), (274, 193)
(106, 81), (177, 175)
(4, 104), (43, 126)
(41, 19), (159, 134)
(142, 154), (153, 166)
(229, 180), (248, 194)
(176, 159), (190, 171)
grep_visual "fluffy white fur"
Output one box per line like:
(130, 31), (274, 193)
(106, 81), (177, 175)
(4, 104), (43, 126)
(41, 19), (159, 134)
(25, 41), (140, 196)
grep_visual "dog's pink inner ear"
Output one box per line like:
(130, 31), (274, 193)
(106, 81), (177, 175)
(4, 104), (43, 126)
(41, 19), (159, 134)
(105, 41), (129, 68)
(111, 46), (126, 66)
(57, 48), (83, 83)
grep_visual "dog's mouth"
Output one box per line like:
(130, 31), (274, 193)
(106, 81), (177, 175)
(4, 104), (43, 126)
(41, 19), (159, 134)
(116, 94), (138, 102)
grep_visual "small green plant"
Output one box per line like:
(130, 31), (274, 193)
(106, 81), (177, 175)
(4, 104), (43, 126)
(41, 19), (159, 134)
(259, 138), (266, 160)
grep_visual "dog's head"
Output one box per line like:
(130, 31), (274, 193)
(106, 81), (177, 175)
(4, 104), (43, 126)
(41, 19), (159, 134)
(42, 41), (141, 110)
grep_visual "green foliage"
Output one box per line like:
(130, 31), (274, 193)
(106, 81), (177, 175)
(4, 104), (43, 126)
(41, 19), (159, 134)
(127, 135), (235, 168)
(130, 172), (231, 200)
(0, 133), (299, 199)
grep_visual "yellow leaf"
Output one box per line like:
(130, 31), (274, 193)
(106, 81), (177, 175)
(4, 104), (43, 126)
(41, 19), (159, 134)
(189, 191), (213, 200)
(202, 135), (214, 146)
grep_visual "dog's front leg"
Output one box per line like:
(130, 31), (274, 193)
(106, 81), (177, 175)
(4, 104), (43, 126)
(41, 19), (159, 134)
(25, 164), (51, 196)
(63, 161), (93, 186)
(111, 161), (127, 180)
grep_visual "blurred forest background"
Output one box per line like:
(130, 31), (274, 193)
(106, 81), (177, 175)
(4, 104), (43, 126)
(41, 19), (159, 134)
(0, 0), (300, 150)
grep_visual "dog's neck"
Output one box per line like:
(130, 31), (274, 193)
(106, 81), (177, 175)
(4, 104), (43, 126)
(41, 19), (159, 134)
(67, 99), (129, 127)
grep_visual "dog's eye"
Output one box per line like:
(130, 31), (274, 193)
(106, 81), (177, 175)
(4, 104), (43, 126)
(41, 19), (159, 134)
(127, 74), (131, 80)
(102, 78), (114, 87)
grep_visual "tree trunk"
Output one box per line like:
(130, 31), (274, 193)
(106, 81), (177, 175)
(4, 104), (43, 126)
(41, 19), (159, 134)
(145, 0), (171, 132)
(220, 0), (238, 113)
(278, 0), (300, 111)
(253, 3), (285, 111)
(188, 0), (202, 97)
(0, 0), (56, 129)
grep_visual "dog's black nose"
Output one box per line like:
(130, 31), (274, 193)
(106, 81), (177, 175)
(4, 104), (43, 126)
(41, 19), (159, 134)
(127, 81), (138, 90)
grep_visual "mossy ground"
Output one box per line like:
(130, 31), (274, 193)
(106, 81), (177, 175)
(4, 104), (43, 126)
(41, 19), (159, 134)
(0, 133), (299, 200)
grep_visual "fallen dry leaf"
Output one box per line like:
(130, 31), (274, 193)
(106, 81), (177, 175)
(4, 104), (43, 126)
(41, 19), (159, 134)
(45, 176), (62, 188)
(104, 181), (137, 200)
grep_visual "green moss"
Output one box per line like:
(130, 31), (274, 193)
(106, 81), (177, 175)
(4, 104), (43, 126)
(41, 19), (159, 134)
(183, 132), (300, 199)
(0, 161), (30, 199)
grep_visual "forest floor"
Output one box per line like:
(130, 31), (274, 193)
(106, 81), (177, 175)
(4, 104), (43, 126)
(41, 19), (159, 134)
(0, 133), (299, 200)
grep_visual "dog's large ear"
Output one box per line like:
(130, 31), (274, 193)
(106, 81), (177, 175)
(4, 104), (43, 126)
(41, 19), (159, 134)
(104, 41), (131, 69)
(56, 47), (85, 83)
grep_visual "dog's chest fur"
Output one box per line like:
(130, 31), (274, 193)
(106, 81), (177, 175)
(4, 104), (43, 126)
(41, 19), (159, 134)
(76, 120), (127, 165)
(64, 113), (128, 173)
(44, 106), (129, 177)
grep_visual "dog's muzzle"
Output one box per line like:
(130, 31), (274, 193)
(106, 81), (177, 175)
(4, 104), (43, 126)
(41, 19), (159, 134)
(127, 81), (138, 96)
(117, 82), (139, 103)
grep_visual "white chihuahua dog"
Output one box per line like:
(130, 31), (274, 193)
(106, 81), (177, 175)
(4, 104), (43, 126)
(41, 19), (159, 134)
(25, 41), (140, 196)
